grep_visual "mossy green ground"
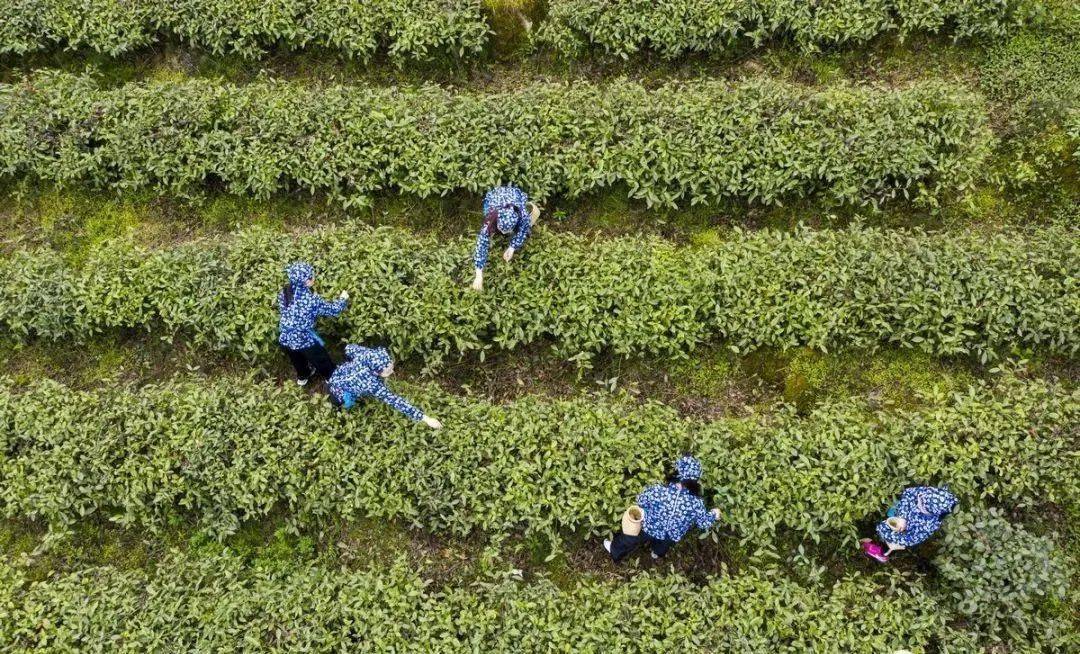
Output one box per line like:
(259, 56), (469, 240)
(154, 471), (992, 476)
(3, 331), (1049, 419)
(3, 175), (1072, 268)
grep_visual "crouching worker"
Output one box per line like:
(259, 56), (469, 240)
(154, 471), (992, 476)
(861, 486), (957, 563)
(470, 184), (541, 291)
(603, 455), (722, 562)
(328, 344), (442, 429)
(279, 262), (348, 386)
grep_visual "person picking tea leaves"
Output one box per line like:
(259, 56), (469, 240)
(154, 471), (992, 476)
(470, 184), (541, 291)
(604, 455), (722, 562)
(328, 344), (442, 429)
(861, 486), (957, 562)
(278, 262), (348, 386)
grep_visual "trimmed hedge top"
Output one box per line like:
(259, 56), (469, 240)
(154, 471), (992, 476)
(539, 0), (1040, 57)
(2, 225), (1075, 366)
(0, 73), (993, 208)
(1, 374), (1074, 542)
(0, 0), (489, 60)
(4, 547), (1071, 652)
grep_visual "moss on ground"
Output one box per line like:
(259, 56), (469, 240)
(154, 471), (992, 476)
(782, 348), (977, 411)
(4, 180), (1062, 265)
(2, 332), (1046, 426)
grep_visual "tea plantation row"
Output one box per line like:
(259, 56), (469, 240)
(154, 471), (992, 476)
(0, 73), (992, 208)
(2, 374), (1074, 544)
(3, 225), (1074, 367)
(0, 0), (488, 60)
(0, 0), (1039, 61)
(539, 0), (1039, 57)
(1, 543), (1071, 653)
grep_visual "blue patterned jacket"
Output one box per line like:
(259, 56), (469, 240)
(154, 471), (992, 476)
(637, 483), (717, 542)
(876, 486), (958, 548)
(473, 185), (532, 270)
(328, 345), (424, 422)
(278, 262), (346, 350)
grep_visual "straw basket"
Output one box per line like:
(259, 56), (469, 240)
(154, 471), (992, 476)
(621, 505), (644, 536)
(886, 516), (907, 532)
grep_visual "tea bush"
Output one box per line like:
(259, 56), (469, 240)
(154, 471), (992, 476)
(935, 508), (1071, 640)
(1, 225), (1075, 367)
(0, 374), (1075, 543)
(9, 550), (1050, 653)
(0, 72), (993, 208)
(0, 0), (489, 60)
(538, 0), (1039, 58)
(981, 29), (1080, 130)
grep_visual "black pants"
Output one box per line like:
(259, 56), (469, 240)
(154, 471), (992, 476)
(281, 343), (336, 381)
(609, 530), (675, 562)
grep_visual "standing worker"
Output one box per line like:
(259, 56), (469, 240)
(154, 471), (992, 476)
(470, 184), (541, 291)
(278, 261), (348, 386)
(328, 344), (443, 429)
(861, 486), (958, 562)
(603, 455), (722, 562)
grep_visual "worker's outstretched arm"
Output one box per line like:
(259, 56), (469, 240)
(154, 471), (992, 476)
(370, 381), (425, 422)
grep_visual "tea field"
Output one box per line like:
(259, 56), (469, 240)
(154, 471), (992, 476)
(0, 1), (1077, 652)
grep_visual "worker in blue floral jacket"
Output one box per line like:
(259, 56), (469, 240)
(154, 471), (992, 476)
(328, 344), (442, 429)
(861, 486), (958, 563)
(470, 184), (541, 291)
(278, 262), (348, 386)
(604, 455), (722, 562)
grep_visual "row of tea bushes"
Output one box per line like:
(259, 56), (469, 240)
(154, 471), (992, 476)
(0, 0), (488, 60)
(538, 0), (1040, 57)
(0, 72), (993, 208)
(1, 522), (1072, 652)
(2, 225), (1075, 367)
(1, 374), (1074, 543)
(0, 0), (1038, 61)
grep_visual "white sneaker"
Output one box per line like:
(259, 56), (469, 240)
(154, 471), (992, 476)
(651, 551), (659, 560)
(296, 378), (309, 387)
(602, 539), (612, 553)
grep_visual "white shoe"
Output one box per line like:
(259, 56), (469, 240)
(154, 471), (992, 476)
(651, 551), (659, 560)
(296, 378), (309, 387)
(602, 539), (611, 553)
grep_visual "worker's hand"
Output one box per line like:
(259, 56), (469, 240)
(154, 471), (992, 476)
(710, 508), (722, 520)
(503, 247), (515, 262)
(528, 202), (541, 225)
(470, 269), (483, 292)
(422, 415), (443, 429)
(338, 290), (349, 301)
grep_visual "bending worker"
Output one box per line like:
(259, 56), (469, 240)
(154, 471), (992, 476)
(861, 486), (958, 563)
(278, 261), (347, 386)
(328, 344), (442, 429)
(470, 184), (540, 291)
(604, 455), (722, 562)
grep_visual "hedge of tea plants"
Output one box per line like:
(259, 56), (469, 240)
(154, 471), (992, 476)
(538, 0), (1039, 58)
(935, 507), (1071, 641)
(2, 225), (1075, 367)
(1, 374), (1074, 543)
(5, 550), (1063, 653)
(981, 29), (1080, 128)
(0, 0), (489, 60)
(0, 72), (993, 208)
